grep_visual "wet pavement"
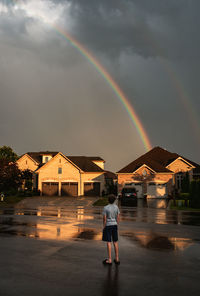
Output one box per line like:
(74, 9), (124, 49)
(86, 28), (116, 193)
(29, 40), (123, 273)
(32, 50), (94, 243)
(0, 197), (200, 295)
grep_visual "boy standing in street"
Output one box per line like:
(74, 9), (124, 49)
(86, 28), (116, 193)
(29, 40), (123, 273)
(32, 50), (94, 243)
(102, 194), (120, 265)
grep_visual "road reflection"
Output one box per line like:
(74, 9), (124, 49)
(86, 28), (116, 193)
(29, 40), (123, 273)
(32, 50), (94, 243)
(121, 231), (193, 251)
(101, 266), (119, 296)
(1, 205), (200, 226)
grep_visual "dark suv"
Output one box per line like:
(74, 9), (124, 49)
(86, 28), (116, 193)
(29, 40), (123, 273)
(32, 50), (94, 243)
(119, 187), (137, 206)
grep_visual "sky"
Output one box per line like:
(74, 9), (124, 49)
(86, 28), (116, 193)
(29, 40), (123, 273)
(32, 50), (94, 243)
(0, 0), (200, 171)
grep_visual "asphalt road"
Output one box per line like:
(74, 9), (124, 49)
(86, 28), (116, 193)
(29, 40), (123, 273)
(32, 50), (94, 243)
(0, 197), (200, 296)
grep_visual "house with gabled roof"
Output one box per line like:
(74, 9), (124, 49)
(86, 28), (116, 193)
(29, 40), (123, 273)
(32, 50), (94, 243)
(17, 151), (106, 196)
(117, 147), (200, 198)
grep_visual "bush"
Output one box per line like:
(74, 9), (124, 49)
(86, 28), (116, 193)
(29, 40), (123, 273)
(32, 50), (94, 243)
(190, 180), (200, 209)
(4, 188), (18, 196)
(179, 193), (190, 199)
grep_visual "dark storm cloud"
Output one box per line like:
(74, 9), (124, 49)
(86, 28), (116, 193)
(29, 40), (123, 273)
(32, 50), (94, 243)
(53, 0), (200, 60)
(0, 0), (200, 169)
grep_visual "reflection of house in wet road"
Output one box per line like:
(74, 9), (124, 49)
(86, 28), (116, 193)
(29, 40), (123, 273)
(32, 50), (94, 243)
(121, 231), (193, 251)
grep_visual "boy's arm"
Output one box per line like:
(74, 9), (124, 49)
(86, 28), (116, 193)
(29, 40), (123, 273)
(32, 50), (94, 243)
(103, 215), (107, 228)
(117, 213), (120, 225)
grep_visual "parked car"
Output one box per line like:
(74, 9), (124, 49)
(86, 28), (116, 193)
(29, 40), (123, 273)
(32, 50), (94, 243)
(119, 187), (137, 206)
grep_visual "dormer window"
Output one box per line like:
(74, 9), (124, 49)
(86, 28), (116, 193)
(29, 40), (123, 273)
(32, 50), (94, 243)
(45, 156), (49, 163)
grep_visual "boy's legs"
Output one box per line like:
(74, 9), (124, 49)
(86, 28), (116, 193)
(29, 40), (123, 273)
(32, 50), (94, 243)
(107, 242), (112, 263)
(113, 241), (119, 262)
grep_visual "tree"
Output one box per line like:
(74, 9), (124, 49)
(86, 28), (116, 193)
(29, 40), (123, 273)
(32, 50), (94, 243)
(190, 180), (200, 208)
(0, 159), (22, 193)
(0, 146), (18, 162)
(0, 146), (21, 194)
(181, 172), (190, 193)
(21, 169), (33, 191)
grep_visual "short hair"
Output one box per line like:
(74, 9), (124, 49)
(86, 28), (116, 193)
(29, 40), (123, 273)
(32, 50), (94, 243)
(108, 194), (116, 204)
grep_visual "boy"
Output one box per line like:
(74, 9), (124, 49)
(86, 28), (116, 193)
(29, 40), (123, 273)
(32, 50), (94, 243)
(102, 194), (120, 265)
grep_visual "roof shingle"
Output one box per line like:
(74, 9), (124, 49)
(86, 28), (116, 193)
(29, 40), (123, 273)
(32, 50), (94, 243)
(117, 147), (199, 174)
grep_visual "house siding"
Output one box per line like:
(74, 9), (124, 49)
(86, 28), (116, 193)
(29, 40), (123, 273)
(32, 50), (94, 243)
(81, 172), (105, 196)
(17, 155), (38, 172)
(38, 154), (81, 196)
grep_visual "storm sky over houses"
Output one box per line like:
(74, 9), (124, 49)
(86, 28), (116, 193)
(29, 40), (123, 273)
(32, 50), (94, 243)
(0, 0), (200, 170)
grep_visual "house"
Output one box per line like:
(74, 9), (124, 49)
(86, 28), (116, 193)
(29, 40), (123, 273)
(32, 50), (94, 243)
(117, 147), (200, 198)
(17, 151), (106, 196)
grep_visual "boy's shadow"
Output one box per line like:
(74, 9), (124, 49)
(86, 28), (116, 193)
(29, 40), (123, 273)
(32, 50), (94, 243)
(102, 266), (119, 296)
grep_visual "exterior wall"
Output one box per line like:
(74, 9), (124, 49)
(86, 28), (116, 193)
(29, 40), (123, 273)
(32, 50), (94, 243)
(81, 172), (105, 196)
(167, 158), (194, 186)
(167, 158), (193, 174)
(38, 154), (81, 196)
(92, 161), (104, 170)
(38, 154), (105, 196)
(42, 155), (53, 163)
(17, 155), (38, 172)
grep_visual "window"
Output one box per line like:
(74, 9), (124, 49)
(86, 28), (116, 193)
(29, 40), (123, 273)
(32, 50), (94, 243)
(45, 157), (49, 163)
(176, 173), (184, 189)
(59, 159), (61, 163)
(58, 167), (62, 174)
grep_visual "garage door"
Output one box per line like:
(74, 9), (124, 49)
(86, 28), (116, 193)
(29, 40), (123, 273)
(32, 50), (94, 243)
(61, 182), (78, 196)
(42, 182), (58, 196)
(147, 183), (167, 198)
(84, 182), (100, 196)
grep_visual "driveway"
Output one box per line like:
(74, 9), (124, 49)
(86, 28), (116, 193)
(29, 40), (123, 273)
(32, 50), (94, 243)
(14, 195), (99, 209)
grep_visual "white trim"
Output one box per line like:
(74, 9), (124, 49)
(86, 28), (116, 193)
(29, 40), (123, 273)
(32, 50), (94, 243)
(83, 181), (101, 183)
(36, 152), (82, 172)
(134, 164), (156, 174)
(17, 153), (39, 165)
(42, 180), (59, 183)
(61, 180), (79, 183)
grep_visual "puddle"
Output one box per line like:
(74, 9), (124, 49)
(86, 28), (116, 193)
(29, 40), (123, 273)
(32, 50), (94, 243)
(0, 206), (200, 230)
(0, 214), (102, 241)
(121, 231), (194, 251)
(75, 229), (100, 240)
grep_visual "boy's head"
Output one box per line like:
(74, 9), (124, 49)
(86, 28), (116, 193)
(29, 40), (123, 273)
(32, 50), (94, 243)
(108, 194), (116, 204)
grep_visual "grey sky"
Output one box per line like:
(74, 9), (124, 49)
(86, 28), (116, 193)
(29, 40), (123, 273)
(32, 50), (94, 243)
(0, 0), (200, 171)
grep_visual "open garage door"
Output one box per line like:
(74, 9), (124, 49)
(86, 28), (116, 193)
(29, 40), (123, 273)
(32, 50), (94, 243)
(84, 182), (100, 196)
(61, 182), (78, 196)
(42, 182), (59, 196)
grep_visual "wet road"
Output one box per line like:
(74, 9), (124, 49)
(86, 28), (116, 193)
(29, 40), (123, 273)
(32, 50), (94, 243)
(0, 197), (200, 295)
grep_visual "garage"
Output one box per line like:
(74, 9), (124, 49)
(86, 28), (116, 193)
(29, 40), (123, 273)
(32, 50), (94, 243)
(84, 182), (100, 196)
(147, 182), (167, 198)
(42, 182), (59, 196)
(61, 182), (78, 196)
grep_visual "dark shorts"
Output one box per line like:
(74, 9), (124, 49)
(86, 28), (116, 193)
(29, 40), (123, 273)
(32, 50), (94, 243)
(102, 225), (118, 242)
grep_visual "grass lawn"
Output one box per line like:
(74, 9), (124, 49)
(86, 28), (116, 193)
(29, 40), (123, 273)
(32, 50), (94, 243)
(93, 197), (108, 206)
(0, 195), (27, 207)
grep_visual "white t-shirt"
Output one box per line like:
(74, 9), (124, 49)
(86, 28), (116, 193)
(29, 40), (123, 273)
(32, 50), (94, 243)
(102, 204), (120, 226)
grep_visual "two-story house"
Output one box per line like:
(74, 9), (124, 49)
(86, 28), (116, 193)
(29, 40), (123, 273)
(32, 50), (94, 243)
(17, 151), (106, 196)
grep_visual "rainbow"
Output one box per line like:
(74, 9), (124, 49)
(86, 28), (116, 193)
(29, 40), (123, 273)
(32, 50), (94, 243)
(54, 26), (152, 151)
(9, 0), (152, 151)
(142, 29), (200, 144)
